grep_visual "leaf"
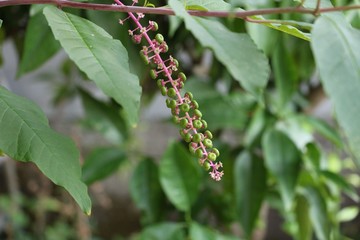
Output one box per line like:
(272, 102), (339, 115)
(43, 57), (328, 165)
(140, 222), (185, 240)
(169, 0), (270, 98)
(0, 19), (2, 28)
(0, 86), (91, 214)
(185, 0), (231, 10)
(18, 7), (61, 77)
(190, 222), (240, 240)
(295, 195), (312, 240)
(243, 105), (266, 147)
(311, 13), (360, 167)
(43, 6), (141, 126)
(337, 206), (359, 222)
(184, 79), (255, 130)
(159, 141), (201, 212)
(234, 151), (267, 237)
(82, 147), (126, 185)
(130, 158), (163, 224)
(79, 88), (128, 144)
(250, 16), (311, 41)
(262, 129), (301, 210)
(303, 187), (330, 240)
(272, 35), (298, 109)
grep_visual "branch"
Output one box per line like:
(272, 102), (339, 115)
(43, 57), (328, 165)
(0, 0), (359, 19)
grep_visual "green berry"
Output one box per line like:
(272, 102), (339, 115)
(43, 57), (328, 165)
(194, 109), (202, 118)
(167, 88), (177, 98)
(208, 152), (217, 161)
(195, 149), (203, 158)
(157, 79), (163, 88)
(201, 120), (208, 129)
(152, 21), (159, 31)
(203, 139), (213, 148)
(212, 148), (220, 157)
(193, 120), (203, 129)
(179, 129), (186, 138)
(173, 58), (179, 68)
(155, 33), (164, 43)
(185, 92), (193, 100)
(192, 133), (202, 143)
(140, 51), (149, 65)
(169, 99), (177, 109)
(180, 103), (190, 112)
(191, 100), (199, 109)
(178, 72), (187, 81)
(184, 133), (192, 143)
(204, 161), (211, 171)
(150, 69), (157, 79)
(160, 86), (167, 96)
(204, 130), (213, 139)
(180, 118), (188, 128)
(172, 116), (179, 124)
(189, 144), (196, 155)
(162, 43), (169, 53)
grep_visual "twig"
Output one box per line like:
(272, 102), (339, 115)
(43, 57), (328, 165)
(0, 0), (359, 19)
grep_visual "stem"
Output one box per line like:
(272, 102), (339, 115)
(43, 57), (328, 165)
(0, 0), (359, 19)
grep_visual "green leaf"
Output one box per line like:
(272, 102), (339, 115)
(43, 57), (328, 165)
(169, 0), (270, 98)
(311, 14), (360, 167)
(79, 89), (128, 144)
(250, 16), (311, 41)
(302, 187), (330, 240)
(82, 147), (126, 185)
(43, 6), (141, 126)
(337, 206), (359, 222)
(185, 0), (231, 10)
(295, 195), (312, 240)
(234, 151), (267, 237)
(140, 222), (185, 240)
(130, 158), (163, 225)
(243, 105), (266, 147)
(184, 79), (255, 130)
(0, 86), (91, 214)
(159, 141), (201, 212)
(190, 222), (240, 240)
(272, 35), (298, 108)
(0, 19), (2, 28)
(18, 7), (61, 77)
(262, 129), (301, 210)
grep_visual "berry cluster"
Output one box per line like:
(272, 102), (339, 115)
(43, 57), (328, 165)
(114, 0), (223, 181)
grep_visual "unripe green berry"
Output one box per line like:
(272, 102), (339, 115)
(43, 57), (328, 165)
(180, 118), (188, 128)
(169, 99), (177, 109)
(151, 21), (159, 31)
(180, 103), (190, 112)
(204, 130), (213, 139)
(194, 109), (202, 118)
(212, 148), (220, 157)
(162, 43), (169, 53)
(193, 119), (203, 129)
(167, 88), (177, 98)
(191, 100), (199, 109)
(189, 144), (196, 155)
(157, 79), (163, 88)
(150, 69), (157, 79)
(160, 86), (167, 96)
(195, 149), (203, 158)
(172, 116), (179, 124)
(140, 51), (149, 65)
(184, 133), (192, 143)
(155, 33), (164, 43)
(204, 161), (211, 171)
(208, 152), (217, 161)
(201, 120), (208, 129)
(179, 129), (185, 138)
(192, 133), (202, 143)
(203, 139), (213, 148)
(178, 72), (187, 81)
(172, 58), (179, 68)
(185, 92), (193, 100)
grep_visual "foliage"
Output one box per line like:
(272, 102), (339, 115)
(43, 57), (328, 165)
(0, 0), (359, 239)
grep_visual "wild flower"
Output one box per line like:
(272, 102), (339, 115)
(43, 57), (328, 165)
(114, 0), (224, 181)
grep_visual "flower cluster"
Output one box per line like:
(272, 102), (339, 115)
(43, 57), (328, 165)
(114, 0), (223, 181)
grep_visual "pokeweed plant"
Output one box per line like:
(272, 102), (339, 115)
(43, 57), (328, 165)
(0, 0), (359, 239)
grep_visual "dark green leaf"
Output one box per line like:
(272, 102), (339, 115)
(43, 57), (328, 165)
(82, 147), (126, 185)
(295, 195), (312, 240)
(234, 151), (267, 237)
(140, 222), (185, 240)
(44, 6), (141, 126)
(0, 86), (91, 214)
(130, 158), (163, 224)
(159, 141), (201, 212)
(79, 88), (128, 144)
(18, 7), (60, 77)
(262, 129), (301, 210)
(169, 0), (270, 98)
(303, 187), (330, 240)
(272, 35), (298, 109)
(243, 106), (266, 147)
(311, 14), (360, 167)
